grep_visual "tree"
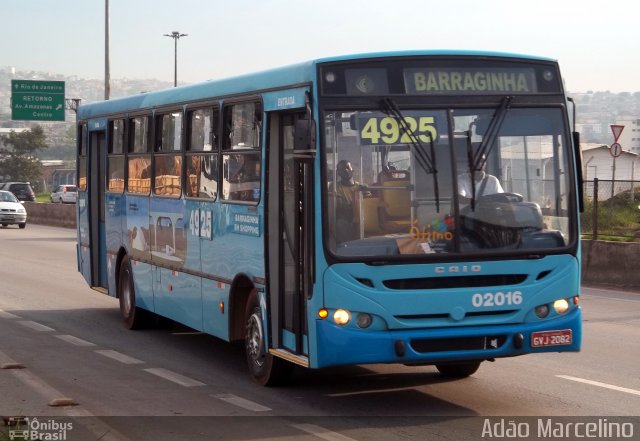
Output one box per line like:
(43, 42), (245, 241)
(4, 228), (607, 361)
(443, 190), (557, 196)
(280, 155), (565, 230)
(0, 125), (48, 188)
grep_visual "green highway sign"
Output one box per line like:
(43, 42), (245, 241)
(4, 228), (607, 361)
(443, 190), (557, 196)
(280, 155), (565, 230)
(11, 80), (66, 121)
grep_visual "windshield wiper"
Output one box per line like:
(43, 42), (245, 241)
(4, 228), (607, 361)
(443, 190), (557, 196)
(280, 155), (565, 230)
(380, 98), (440, 212)
(467, 96), (512, 209)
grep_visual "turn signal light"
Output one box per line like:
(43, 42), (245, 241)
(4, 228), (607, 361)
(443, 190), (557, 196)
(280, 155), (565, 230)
(318, 308), (328, 319)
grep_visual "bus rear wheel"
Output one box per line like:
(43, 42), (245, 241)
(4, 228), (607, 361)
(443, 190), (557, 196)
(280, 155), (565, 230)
(118, 256), (149, 330)
(435, 361), (481, 378)
(244, 290), (292, 386)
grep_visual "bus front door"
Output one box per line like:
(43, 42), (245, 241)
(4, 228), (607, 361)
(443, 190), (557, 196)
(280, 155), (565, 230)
(266, 112), (312, 360)
(89, 130), (108, 290)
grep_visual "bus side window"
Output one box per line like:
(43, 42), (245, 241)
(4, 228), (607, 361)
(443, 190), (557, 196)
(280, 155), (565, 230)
(107, 119), (125, 193)
(186, 107), (219, 199)
(127, 116), (151, 194)
(221, 101), (262, 203)
(154, 111), (183, 197)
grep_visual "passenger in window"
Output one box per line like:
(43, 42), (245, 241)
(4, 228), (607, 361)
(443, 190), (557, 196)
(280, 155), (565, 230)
(228, 155), (245, 183)
(227, 155), (260, 202)
(334, 160), (369, 242)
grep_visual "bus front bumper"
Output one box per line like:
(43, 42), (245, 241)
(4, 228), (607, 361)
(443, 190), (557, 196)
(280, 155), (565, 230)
(314, 308), (581, 368)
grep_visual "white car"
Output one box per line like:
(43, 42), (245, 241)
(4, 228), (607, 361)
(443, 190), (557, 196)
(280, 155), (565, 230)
(50, 184), (77, 203)
(0, 190), (27, 229)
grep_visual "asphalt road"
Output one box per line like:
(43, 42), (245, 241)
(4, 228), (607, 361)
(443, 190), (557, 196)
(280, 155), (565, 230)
(0, 224), (639, 440)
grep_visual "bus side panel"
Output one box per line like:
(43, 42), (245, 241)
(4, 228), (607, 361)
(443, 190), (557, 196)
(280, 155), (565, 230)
(188, 199), (231, 340)
(149, 197), (203, 329)
(125, 194), (154, 312)
(77, 192), (92, 284)
(105, 193), (124, 297)
(131, 262), (153, 312)
(202, 279), (230, 340)
(156, 268), (203, 331)
(203, 204), (265, 281)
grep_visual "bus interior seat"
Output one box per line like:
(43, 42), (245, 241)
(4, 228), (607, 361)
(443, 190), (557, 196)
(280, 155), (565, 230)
(362, 196), (381, 234)
(379, 169), (411, 231)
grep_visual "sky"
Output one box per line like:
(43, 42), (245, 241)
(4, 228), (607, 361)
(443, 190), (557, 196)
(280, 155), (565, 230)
(2, 0), (639, 93)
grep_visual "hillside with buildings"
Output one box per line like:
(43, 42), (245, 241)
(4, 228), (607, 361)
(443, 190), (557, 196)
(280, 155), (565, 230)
(0, 67), (173, 157)
(1, 67), (639, 181)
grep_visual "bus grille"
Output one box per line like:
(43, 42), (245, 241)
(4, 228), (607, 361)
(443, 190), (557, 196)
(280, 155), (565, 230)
(395, 309), (517, 321)
(383, 274), (526, 290)
(410, 335), (507, 353)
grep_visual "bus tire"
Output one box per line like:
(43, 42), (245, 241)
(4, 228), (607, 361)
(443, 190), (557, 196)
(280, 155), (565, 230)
(244, 290), (292, 386)
(118, 256), (148, 330)
(435, 361), (481, 378)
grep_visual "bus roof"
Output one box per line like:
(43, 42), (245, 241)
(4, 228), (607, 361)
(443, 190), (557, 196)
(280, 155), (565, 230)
(77, 50), (557, 119)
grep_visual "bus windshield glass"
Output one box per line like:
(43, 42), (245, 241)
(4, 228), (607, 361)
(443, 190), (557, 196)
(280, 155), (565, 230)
(324, 106), (573, 258)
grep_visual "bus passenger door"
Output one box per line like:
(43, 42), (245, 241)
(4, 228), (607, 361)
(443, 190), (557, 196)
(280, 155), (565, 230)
(89, 130), (108, 289)
(267, 112), (313, 358)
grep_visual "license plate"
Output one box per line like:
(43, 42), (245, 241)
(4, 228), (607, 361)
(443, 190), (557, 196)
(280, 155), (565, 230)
(531, 329), (572, 347)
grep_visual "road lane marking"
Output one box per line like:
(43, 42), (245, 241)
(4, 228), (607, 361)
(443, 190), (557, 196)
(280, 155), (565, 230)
(55, 334), (96, 347)
(144, 368), (205, 387)
(0, 309), (20, 319)
(10, 369), (92, 417)
(291, 424), (359, 441)
(582, 294), (640, 303)
(19, 320), (55, 332)
(213, 394), (271, 412)
(95, 350), (144, 365)
(557, 375), (640, 396)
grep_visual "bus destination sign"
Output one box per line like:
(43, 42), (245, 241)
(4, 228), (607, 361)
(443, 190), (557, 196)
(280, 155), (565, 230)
(404, 68), (537, 95)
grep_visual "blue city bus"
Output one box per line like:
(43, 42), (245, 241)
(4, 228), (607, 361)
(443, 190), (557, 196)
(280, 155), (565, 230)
(76, 51), (582, 385)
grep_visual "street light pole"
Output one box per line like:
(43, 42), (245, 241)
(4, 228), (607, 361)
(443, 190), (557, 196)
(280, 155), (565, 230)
(163, 31), (188, 87)
(105, 0), (110, 100)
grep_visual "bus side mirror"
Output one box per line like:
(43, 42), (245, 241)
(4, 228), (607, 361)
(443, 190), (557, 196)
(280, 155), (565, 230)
(573, 131), (584, 213)
(294, 118), (316, 160)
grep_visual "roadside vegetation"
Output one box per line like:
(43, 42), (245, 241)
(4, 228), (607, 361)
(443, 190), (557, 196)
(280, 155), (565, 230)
(581, 189), (640, 242)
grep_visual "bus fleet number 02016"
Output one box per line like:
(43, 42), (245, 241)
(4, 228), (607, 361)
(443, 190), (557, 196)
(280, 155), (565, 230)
(472, 291), (523, 308)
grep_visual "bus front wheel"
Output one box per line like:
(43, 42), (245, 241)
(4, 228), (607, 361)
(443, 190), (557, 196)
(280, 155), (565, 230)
(118, 256), (149, 330)
(435, 361), (481, 378)
(244, 290), (292, 386)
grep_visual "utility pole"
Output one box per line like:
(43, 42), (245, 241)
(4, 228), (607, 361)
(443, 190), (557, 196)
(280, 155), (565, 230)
(105, 0), (111, 100)
(163, 31), (188, 87)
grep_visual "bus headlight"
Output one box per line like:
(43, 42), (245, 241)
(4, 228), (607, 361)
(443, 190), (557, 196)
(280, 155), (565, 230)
(333, 309), (351, 326)
(553, 299), (570, 314)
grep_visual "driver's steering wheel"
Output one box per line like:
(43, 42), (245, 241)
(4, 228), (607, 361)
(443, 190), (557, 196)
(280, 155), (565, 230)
(477, 192), (524, 203)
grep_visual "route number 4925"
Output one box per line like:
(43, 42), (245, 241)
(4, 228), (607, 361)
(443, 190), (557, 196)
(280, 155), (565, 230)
(359, 116), (437, 145)
(190, 209), (212, 239)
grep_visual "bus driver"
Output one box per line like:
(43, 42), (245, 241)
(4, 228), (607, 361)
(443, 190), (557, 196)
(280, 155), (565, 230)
(457, 155), (503, 201)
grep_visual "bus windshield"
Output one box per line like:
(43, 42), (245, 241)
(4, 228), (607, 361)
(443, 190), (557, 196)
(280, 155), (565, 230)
(324, 106), (574, 258)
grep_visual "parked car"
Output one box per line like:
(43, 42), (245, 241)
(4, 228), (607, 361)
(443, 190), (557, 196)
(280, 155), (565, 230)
(0, 182), (36, 202)
(0, 190), (27, 228)
(50, 184), (77, 204)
